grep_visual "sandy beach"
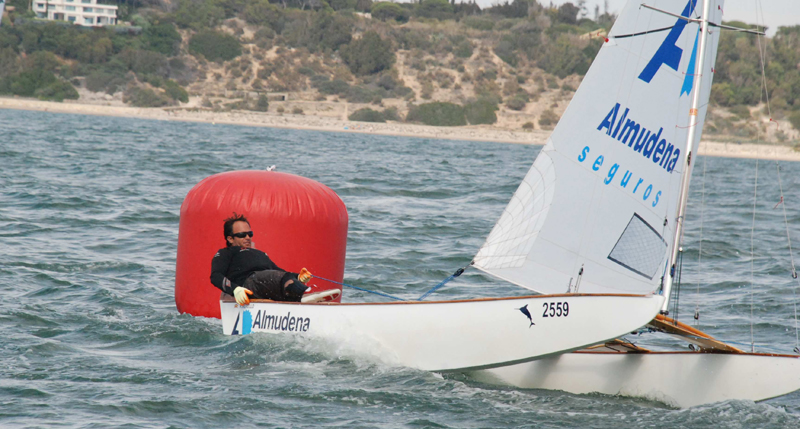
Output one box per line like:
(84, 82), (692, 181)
(3, 96), (799, 162)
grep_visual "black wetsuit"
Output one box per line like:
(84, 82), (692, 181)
(210, 246), (305, 302)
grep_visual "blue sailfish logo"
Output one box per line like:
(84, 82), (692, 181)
(518, 305), (535, 328)
(638, 0), (700, 96)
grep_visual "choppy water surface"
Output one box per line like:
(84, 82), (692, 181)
(2, 109), (800, 428)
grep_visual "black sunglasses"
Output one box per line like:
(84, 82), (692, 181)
(231, 231), (254, 238)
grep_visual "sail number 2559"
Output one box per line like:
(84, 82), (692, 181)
(542, 302), (569, 318)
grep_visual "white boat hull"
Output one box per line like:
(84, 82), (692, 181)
(467, 351), (800, 408)
(221, 294), (664, 372)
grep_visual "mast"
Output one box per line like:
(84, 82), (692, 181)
(660, 0), (712, 314)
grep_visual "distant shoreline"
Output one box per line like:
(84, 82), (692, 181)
(3, 96), (799, 162)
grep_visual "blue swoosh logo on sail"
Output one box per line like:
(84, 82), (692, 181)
(638, 0), (697, 84)
(681, 30), (700, 97)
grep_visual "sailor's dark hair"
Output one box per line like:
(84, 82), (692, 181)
(223, 212), (250, 246)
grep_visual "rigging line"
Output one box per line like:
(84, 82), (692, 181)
(418, 261), (473, 301)
(696, 101), (712, 111)
(310, 275), (406, 301)
(708, 22), (765, 35)
(754, 0), (800, 352)
(640, 3), (701, 24)
(629, 330), (791, 354)
(630, 323), (799, 352)
(746, 0), (770, 354)
(754, 0), (773, 122)
(672, 247), (684, 323)
(775, 164), (800, 350)
(702, 340), (787, 354)
(694, 155), (707, 327)
(750, 156), (759, 354)
(611, 25), (674, 39)
(675, 121), (699, 129)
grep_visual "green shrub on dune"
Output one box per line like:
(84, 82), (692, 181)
(314, 79), (351, 95)
(505, 95), (527, 111)
(789, 111), (800, 131)
(462, 16), (495, 31)
(34, 79), (79, 102)
(0, 69), (78, 101)
(254, 94), (270, 112)
(164, 79), (189, 103)
(117, 49), (169, 76)
(245, 0), (285, 32)
(0, 47), (21, 78)
(124, 86), (172, 107)
(372, 2), (410, 23)
(346, 85), (384, 103)
(349, 108), (386, 122)
(339, 31), (395, 76)
(86, 69), (130, 94)
(189, 31), (241, 63)
(174, 0), (224, 30)
(407, 102), (466, 126)
(539, 109), (559, 129)
(415, 0), (454, 21)
(143, 22), (182, 56)
(464, 97), (498, 125)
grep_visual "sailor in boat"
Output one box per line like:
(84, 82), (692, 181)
(210, 213), (315, 305)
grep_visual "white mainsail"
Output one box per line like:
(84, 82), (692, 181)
(475, 0), (723, 295)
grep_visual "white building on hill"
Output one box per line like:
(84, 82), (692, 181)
(31, 0), (118, 27)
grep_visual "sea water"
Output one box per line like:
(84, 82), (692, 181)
(2, 108), (800, 427)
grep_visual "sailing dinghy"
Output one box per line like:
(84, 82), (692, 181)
(465, 0), (800, 407)
(217, 0), (718, 376)
(219, 0), (797, 399)
(217, 0), (708, 372)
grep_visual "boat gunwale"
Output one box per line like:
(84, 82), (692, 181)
(226, 292), (660, 306)
(572, 350), (800, 359)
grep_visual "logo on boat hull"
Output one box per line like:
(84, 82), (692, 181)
(517, 305), (535, 328)
(243, 310), (253, 335)
(230, 310), (311, 335)
(229, 311), (254, 335)
(251, 310), (311, 332)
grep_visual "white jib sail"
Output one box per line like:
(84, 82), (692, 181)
(475, 0), (723, 295)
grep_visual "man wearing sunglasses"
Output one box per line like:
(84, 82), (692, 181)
(210, 213), (313, 305)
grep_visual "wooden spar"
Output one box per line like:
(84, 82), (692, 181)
(578, 315), (745, 354)
(647, 314), (744, 353)
(585, 339), (651, 353)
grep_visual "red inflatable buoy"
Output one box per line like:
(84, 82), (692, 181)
(175, 170), (348, 318)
